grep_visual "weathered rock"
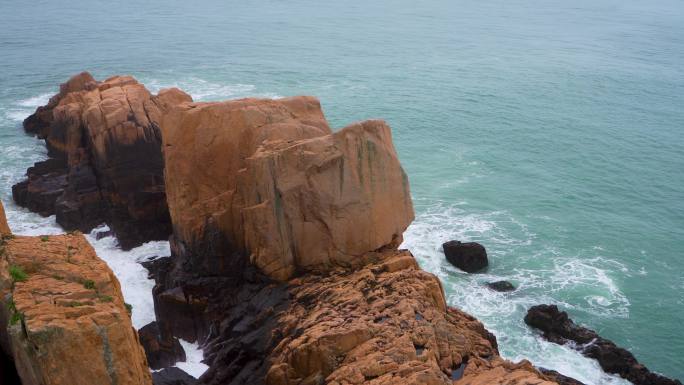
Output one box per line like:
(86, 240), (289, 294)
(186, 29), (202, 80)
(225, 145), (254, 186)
(442, 241), (488, 273)
(0, 201), (10, 236)
(14, 72), (192, 249)
(525, 304), (682, 385)
(152, 368), (198, 385)
(0, 231), (152, 385)
(161, 97), (414, 281)
(486, 280), (515, 292)
(146, 249), (557, 385)
(139, 321), (186, 370)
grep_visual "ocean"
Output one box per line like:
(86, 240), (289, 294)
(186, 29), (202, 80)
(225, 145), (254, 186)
(1, 0), (682, 382)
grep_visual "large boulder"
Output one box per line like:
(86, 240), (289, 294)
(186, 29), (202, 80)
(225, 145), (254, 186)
(525, 304), (682, 385)
(14, 72), (192, 249)
(161, 97), (414, 281)
(442, 240), (488, 273)
(0, 232), (152, 385)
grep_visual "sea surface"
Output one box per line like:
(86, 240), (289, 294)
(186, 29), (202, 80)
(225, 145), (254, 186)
(1, 0), (683, 382)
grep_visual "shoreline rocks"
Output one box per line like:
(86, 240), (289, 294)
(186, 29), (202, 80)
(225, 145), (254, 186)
(13, 72), (192, 249)
(525, 304), (682, 385)
(0, 211), (152, 385)
(443, 240), (488, 273)
(150, 96), (557, 384)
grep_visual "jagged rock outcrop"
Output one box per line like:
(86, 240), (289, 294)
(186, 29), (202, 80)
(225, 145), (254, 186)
(13, 72), (192, 249)
(0, 213), (152, 385)
(161, 97), (414, 281)
(525, 304), (682, 385)
(150, 97), (557, 384)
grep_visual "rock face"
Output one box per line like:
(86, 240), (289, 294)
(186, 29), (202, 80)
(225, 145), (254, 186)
(525, 304), (682, 385)
(0, 228), (152, 385)
(443, 241), (488, 273)
(13, 72), (192, 249)
(161, 97), (414, 281)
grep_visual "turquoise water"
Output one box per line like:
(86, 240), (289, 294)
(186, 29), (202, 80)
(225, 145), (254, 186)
(1, 0), (683, 382)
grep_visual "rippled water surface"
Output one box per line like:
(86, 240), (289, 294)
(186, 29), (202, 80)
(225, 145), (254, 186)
(1, 0), (683, 382)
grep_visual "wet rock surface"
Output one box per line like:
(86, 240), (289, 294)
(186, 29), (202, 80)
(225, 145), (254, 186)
(525, 304), (682, 385)
(13, 72), (192, 249)
(139, 321), (187, 370)
(486, 280), (515, 292)
(152, 368), (198, 385)
(442, 241), (488, 273)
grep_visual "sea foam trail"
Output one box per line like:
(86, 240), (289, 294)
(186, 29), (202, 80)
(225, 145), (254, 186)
(402, 203), (632, 385)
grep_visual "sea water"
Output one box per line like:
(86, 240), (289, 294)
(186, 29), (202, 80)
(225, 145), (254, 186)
(1, 0), (682, 382)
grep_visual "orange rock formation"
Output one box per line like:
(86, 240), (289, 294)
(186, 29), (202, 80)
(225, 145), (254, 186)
(0, 209), (152, 385)
(162, 97), (414, 280)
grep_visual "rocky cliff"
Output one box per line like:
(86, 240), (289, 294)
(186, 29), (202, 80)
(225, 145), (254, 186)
(0, 201), (152, 385)
(13, 72), (192, 249)
(150, 96), (557, 384)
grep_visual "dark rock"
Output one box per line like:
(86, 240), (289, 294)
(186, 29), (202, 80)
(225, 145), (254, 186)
(525, 305), (682, 385)
(0, 349), (21, 385)
(539, 368), (586, 385)
(138, 321), (186, 370)
(486, 280), (515, 292)
(152, 367), (197, 385)
(442, 240), (488, 273)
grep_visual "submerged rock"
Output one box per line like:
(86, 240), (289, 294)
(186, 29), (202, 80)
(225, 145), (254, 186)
(525, 304), (682, 385)
(442, 240), (488, 273)
(0, 227), (152, 385)
(139, 321), (186, 370)
(486, 280), (515, 292)
(14, 72), (192, 249)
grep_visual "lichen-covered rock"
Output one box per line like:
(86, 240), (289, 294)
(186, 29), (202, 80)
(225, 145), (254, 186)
(14, 72), (192, 249)
(161, 97), (413, 280)
(0, 232), (152, 385)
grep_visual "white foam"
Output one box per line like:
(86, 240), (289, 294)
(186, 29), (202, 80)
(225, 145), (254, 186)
(402, 203), (632, 385)
(144, 77), (282, 101)
(175, 339), (209, 379)
(17, 93), (52, 108)
(84, 226), (168, 329)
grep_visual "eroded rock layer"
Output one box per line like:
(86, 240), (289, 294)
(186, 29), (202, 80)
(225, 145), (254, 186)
(14, 72), (192, 249)
(0, 227), (151, 385)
